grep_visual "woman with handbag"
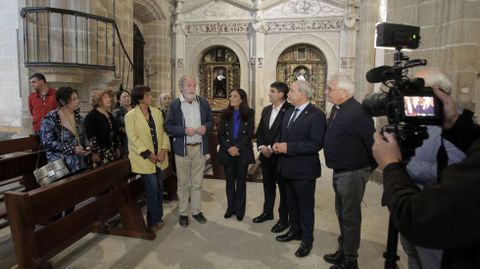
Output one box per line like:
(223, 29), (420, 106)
(84, 89), (121, 168)
(40, 86), (89, 178)
(125, 85), (170, 232)
(217, 88), (255, 221)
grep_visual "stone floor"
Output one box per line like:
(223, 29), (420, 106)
(0, 166), (407, 269)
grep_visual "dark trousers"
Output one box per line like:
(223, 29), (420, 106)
(283, 174), (316, 245)
(332, 167), (369, 261)
(142, 168), (164, 227)
(261, 161), (288, 224)
(223, 158), (248, 218)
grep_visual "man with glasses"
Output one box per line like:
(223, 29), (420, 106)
(323, 74), (376, 269)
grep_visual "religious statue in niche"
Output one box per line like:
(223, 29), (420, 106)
(294, 67), (310, 81)
(213, 67), (227, 98)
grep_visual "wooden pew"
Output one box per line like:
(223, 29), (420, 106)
(0, 136), (45, 228)
(5, 158), (154, 269)
(204, 131), (225, 179)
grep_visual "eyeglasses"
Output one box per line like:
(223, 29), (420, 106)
(325, 87), (338, 93)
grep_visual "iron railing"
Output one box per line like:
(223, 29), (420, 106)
(20, 7), (135, 86)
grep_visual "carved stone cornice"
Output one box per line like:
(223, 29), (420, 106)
(264, 0), (344, 18)
(265, 18), (343, 32)
(184, 17), (343, 34)
(185, 22), (251, 34)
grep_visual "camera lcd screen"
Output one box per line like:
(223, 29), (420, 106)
(404, 96), (436, 117)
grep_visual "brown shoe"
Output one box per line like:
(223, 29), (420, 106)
(149, 221), (164, 232)
(149, 225), (159, 232)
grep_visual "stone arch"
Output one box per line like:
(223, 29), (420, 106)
(188, 36), (250, 101)
(133, 0), (165, 23)
(197, 46), (241, 111)
(265, 34), (338, 83)
(263, 33), (338, 110)
(133, 0), (171, 98)
(276, 44), (328, 111)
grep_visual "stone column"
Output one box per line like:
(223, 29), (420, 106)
(339, 0), (359, 81)
(172, 0), (186, 98)
(249, 7), (266, 116)
(354, 0), (379, 101)
(0, 0), (24, 138)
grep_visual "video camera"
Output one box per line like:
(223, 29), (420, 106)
(362, 23), (443, 161)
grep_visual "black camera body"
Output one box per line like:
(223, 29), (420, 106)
(362, 23), (443, 161)
(363, 78), (443, 126)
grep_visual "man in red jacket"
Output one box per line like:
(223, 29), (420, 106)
(28, 73), (58, 134)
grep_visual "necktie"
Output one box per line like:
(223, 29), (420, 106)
(287, 108), (299, 128)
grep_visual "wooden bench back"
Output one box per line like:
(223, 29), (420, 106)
(5, 158), (153, 269)
(0, 136), (45, 227)
(0, 136), (41, 155)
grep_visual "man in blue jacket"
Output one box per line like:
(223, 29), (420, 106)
(165, 75), (213, 227)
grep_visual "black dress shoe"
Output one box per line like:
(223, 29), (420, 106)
(236, 215), (244, 221)
(329, 260), (358, 269)
(276, 231), (301, 242)
(323, 250), (344, 265)
(224, 211), (233, 219)
(252, 213), (273, 223)
(295, 242), (312, 257)
(192, 212), (207, 224)
(271, 222), (289, 233)
(179, 216), (188, 227)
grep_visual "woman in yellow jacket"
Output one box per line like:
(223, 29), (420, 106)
(125, 85), (170, 232)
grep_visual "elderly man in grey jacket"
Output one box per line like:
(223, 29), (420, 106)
(165, 75), (213, 228)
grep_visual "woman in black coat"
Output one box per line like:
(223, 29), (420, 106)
(217, 88), (255, 221)
(84, 89), (121, 168)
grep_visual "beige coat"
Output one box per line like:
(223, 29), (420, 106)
(125, 106), (170, 174)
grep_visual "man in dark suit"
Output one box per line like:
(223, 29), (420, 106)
(253, 82), (293, 234)
(273, 80), (326, 258)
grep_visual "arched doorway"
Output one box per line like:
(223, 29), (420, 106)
(199, 46), (240, 111)
(276, 44), (327, 111)
(133, 23), (145, 86)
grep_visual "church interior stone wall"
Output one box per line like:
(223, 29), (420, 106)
(385, 0), (480, 118)
(175, 0), (349, 121)
(0, 0), (478, 138)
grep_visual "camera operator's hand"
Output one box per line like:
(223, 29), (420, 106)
(372, 131), (402, 170)
(432, 87), (459, 129)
